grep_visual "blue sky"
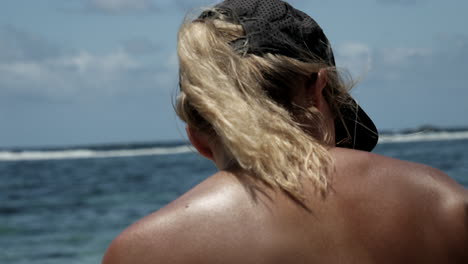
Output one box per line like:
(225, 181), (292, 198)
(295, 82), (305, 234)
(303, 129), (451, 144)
(1, 0), (467, 147)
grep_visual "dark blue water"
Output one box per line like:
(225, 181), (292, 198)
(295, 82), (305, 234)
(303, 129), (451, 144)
(1, 140), (467, 264)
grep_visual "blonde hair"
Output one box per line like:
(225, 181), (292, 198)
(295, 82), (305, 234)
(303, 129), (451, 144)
(176, 11), (354, 201)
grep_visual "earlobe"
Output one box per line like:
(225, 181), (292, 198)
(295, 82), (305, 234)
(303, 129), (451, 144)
(186, 126), (214, 161)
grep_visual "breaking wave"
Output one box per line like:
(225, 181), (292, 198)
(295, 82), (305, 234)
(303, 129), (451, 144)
(0, 145), (193, 161)
(2, 131), (468, 161)
(379, 131), (468, 143)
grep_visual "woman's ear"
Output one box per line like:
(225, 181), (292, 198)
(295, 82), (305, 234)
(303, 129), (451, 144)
(307, 68), (328, 108)
(186, 126), (214, 161)
(294, 69), (329, 109)
(316, 69), (328, 95)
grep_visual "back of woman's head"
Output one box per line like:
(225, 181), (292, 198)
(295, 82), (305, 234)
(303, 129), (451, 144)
(176, 6), (354, 201)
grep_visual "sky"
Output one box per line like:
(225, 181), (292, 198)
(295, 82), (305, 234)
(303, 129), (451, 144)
(0, 0), (467, 148)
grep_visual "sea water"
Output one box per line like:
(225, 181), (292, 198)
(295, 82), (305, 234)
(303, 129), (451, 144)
(1, 135), (467, 264)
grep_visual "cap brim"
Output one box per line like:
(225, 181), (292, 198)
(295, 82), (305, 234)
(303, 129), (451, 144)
(335, 101), (378, 152)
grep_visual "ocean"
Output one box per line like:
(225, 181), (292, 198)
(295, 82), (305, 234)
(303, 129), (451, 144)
(1, 132), (467, 264)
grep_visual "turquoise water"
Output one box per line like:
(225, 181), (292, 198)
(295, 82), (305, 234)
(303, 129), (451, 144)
(1, 139), (467, 263)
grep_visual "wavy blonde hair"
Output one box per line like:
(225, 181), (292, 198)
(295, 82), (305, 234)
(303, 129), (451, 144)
(176, 11), (354, 201)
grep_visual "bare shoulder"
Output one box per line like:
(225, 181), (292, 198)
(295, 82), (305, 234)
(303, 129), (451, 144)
(332, 147), (467, 209)
(102, 171), (271, 264)
(331, 147), (468, 259)
(331, 147), (466, 193)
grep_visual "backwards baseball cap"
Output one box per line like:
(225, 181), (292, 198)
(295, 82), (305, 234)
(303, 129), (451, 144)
(198, 0), (379, 151)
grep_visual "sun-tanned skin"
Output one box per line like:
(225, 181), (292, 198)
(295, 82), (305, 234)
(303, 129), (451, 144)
(102, 149), (467, 264)
(103, 70), (468, 264)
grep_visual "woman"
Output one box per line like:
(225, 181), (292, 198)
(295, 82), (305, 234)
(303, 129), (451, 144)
(103, 0), (467, 263)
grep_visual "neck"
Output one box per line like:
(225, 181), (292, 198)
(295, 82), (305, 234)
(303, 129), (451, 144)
(209, 140), (238, 170)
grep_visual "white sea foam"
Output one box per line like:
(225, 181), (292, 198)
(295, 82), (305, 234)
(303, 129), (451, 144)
(0, 145), (194, 161)
(379, 131), (468, 144)
(2, 131), (467, 161)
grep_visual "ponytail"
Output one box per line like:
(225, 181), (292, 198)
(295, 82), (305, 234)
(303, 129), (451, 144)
(176, 15), (336, 201)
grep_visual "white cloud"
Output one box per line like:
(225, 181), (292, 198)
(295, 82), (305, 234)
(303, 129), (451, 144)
(0, 50), (139, 80)
(87, 0), (156, 13)
(0, 62), (46, 81)
(0, 49), (167, 99)
(380, 47), (432, 66)
(335, 42), (373, 78)
(122, 38), (160, 55)
(56, 51), (139, 74)
(0, 25), (177, 101)
(375, 0), (423, 5)
(334, 40), (439, 82)
(174, 0), (220, 11)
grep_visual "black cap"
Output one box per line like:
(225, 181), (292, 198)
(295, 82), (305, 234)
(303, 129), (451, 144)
(199, 0), (378, 151)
